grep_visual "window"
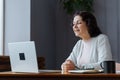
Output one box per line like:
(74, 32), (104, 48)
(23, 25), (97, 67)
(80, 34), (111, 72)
(0, 0), (4, 55)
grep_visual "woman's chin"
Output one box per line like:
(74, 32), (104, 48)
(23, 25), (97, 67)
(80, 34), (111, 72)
(75, 34), (80, 37)
(74, 32), (82, 38)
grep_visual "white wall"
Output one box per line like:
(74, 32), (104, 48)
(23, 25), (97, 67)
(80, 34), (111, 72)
(0, 0), (3, 55)
(4, 0), (30, 55)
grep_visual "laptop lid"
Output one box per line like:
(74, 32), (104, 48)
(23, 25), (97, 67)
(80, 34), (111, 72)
(8, 41), (39, 73)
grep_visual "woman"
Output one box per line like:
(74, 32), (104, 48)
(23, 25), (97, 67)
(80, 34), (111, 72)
(61, 11), (112, 71)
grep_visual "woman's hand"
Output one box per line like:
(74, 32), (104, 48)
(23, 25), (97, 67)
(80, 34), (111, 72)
(61, 60), (75, 70)
(61, 60), (75, 74)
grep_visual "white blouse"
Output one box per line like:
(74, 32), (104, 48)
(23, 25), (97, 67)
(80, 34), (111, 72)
(78, 39), (92, 65)
(67, 34), (112, 70)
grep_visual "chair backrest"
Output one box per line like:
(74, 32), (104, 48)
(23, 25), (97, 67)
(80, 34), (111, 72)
(0, 56), (11, 71)
(0, 56), (45, 71)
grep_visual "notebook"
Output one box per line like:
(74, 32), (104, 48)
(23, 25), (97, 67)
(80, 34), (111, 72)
(68, 69), (103, 73)
(8, 41), (61, 73)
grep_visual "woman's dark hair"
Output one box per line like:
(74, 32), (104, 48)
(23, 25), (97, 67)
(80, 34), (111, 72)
(73, 11), (102, 37)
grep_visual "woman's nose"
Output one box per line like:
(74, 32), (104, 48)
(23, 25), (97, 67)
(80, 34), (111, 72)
(73, 24), (78, 28)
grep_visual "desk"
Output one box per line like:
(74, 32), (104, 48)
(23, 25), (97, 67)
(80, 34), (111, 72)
(0, 72), (120, 80)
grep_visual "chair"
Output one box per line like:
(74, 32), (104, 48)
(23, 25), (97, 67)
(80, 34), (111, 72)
(0, 56), (45, 71)
(0, 56), (11, 71)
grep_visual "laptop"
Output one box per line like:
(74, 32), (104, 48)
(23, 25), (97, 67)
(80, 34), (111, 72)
(8, 41), (61, 73)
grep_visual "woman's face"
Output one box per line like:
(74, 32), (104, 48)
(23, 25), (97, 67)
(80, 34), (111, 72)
(73, 15), (88, 38)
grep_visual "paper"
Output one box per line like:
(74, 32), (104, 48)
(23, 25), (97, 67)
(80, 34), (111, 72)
(69, 70), (102, 73)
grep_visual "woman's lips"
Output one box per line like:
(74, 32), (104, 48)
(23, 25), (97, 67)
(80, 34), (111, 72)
(74, 29), (80, 32)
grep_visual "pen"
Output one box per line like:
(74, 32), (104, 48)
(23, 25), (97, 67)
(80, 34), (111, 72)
(75, 66), (80, 70)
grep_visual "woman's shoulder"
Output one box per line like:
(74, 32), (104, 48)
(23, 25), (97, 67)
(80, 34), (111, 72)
(95, 34), (109, 44)
(73, 40), (82, 47)
(96, 34), (108, 40)
(76, 39), (82, 44)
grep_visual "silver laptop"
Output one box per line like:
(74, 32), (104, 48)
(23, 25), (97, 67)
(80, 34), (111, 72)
(8, 41), (39, 73)
(8, 41), (61, 73)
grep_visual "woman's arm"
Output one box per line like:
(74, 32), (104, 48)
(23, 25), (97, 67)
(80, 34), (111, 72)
(66, 40), (82, 65)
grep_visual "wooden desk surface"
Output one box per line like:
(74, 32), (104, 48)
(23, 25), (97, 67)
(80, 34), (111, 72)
(0, 71), (120, 80)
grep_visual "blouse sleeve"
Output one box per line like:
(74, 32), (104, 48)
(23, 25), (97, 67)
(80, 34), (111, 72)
(97, 35), (112, 62)
(66, 40), (82, 65)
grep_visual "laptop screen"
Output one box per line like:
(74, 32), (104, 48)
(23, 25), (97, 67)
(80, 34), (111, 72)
(8, 41), (39, 73)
